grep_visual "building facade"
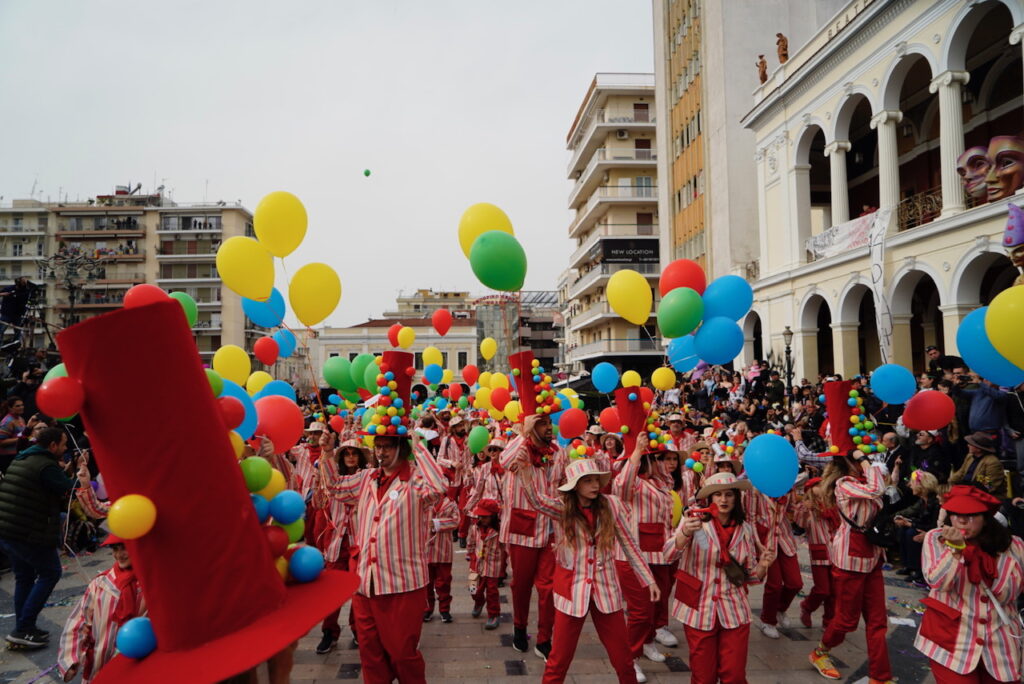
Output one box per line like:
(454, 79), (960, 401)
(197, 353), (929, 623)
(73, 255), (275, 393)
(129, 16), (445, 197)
(741, 0), (1023, 379)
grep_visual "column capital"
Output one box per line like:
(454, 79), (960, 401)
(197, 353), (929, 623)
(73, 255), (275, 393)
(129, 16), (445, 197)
(791, 163), (812, 173)
(1010, 23), (1024, 45)
(938, 303), (976, 316)
(928, 70), (970, 94)
(824, 140), (852, 156)
(890, 313), (913, 324)
(869, 110), (904, 129)
(831, 323), (859, 333)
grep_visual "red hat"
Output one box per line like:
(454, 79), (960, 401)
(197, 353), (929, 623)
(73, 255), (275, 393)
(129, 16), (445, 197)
(100, 533), (125, 547)
(803, 476), (822, 491)
(359, 350), (414, 438)
(58, 301), (357, 684)
(941, 485), (1002, 515)
(472, 498), (500, 517)
(613, 387), (647, 456)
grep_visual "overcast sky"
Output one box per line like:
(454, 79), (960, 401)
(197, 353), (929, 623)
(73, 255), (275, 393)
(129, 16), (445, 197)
(0, 0), (653, 326)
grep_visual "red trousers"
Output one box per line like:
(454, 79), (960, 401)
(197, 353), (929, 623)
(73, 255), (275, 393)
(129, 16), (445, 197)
(615, 560), (674, 658)
(508, 543), (554, 643)
(822, 566), (892, 681)
(321, 555), (355, 638)
(457, 485), (472, 539)
(760, 550), (802, 626)
(683, 619), (750, 684)
(426, 562), (452, 614)
(800, 563), (835, 627)
(654, 561), (676, 628)
(930, 660), (1013, 683)
(544, 603), (636, 683)
(473, 575), (501, 618)
(352, 587), (428, 684)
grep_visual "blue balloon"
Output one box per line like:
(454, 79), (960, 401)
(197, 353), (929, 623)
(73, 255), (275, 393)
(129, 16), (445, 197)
(242, 287), (286, 328)
(273, 329), (296, 358)
(328, 393), (341, 405)
(435, 398), (449, 410)
(424, 364), (443, 384)
(251, 494), (270, 523)
(667, 335), (699, 373)
(694, 317), (744, 365)
(116, 617), (157, 659)
(958, 307), (1024, 387)
(288, 545), (325, 583)
(252, 380), (297, 403)
(592, 362), (620, 393)
(702, 275), (753, 321)
(221, 379), (257, 439)
(270, 490), (305, 524)
(869, 364), (917, 404)
(744, 434), (799, 497)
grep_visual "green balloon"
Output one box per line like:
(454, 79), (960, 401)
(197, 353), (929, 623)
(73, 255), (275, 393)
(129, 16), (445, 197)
(362, 410), (374, 428)
(469, 230), (527, 292)
(458, 396), (469, 409)
(467, 425), (490, 454)
(279, 518), (305, 543)
(657, 287), (704, 338)
(205, 369), (224, 397)
(240, 457), (272, 493)
(326, 405), (337, 414)
(43, 363), (68, 383)
(363, 359), (381, 392)
(363, 169), (371, 177)
(351, 353), (377, 391)
(169, 291), (198, 327)
(323, 357), (357, 392)
(340, 389), (362, 404)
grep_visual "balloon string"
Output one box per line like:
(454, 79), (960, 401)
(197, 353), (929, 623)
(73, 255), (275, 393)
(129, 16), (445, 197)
(276, 255), (328, 420)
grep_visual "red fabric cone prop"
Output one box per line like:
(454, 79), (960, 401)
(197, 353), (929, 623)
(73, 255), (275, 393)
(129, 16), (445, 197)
(823, 380), (854, 455)
(613, 387), (647, 456)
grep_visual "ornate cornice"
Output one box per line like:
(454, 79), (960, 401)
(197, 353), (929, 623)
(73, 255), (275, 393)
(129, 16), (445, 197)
(869, 110), (904, 129)
(928, 70), (970, 93)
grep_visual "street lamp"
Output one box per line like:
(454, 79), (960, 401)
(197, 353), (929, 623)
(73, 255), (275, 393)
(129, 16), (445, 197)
(36, 251), (105, 328)
(782, 325), (794, 396)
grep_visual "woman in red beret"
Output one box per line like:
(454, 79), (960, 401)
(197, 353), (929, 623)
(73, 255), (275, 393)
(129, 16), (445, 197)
(915, 485), (1024, 682)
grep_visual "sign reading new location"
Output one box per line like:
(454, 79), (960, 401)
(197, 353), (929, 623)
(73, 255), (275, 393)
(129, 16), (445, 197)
(601, 238), (659, 263)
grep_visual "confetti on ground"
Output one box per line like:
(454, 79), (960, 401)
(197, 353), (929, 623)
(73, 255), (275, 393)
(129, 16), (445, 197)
(889, 617), (917, 626)
(888, 596), (926, 614)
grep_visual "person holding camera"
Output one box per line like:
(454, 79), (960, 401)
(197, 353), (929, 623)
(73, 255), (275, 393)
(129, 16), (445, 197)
(0, 277), (36, 347)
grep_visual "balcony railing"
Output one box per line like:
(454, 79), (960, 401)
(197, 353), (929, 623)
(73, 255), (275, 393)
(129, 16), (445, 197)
(569, 148), (658, 204)
(570, 185), (658, 237)
(566, 337), (660, 358)
(0, 224), (46, 234)
(568, 262), (658, 299)
(569, 301), (612, 329)
(896, 186), (943, 233)
(192, 320), (222, 330)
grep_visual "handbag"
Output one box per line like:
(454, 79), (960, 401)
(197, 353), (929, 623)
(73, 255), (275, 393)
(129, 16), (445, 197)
(838, 508), (898, 549)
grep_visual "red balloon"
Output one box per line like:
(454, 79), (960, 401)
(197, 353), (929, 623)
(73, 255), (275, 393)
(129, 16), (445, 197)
(387, 323), (403, 347)
(36, 376), (84, 419)
(462, 364), (480, 386)
(639, 387), (654, 405)
(253, 337), (279, 366)
(218, 396), (246, 430)
(660, 259), (706, 297)
(559, 408), (588, 439)
(491, 387), (511, 411)
(599, 407), (621, 433)
(329, 415), (345, 433)
(432, 309), (452, 336)
(254, 395), (304, 453)
(264, 525), (289, 557)
(449, 384), (464, 401)
(123, 283), (170, 308)
(902, 391), (955, 431)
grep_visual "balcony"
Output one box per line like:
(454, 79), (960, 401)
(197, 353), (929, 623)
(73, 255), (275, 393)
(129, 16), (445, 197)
(56, 224), (145, 239)
(192, 320), (223, 333)
(0, 224), (46, 235)
(566, 337), (661, 361)
(569, 222), (658, 268)
(0, 252), (44, 261)
(84, 271), (146, 287)
(156, 249), (217, 261)
(567, 109), (657, 176)
(54, 296), (124, 310)
(567, 301), (617, 331)
(157, 218), (222, 234)
(568, 148), (658, 209)
(569, 185), (658, 239)
(567, 262), (658, 300)
(157, 274), (220, 285)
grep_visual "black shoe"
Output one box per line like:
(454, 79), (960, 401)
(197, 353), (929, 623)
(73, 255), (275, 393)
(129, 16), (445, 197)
(910, 573), (928, 588)
(315, 633), (337, 654)
(440, 612), (453, 623)
(472, 604), (483, 618)
(27, 629), (48, 641)
(423, 611), (433, 622)
(459, 537), (467, 549)
(350, 636), (359, 649)
(485, 616), (500, 630)
(534, 640), (551, 661)
(497, 578), (505, 588)
(896, 568), (913, 576)
(512, 627), (529, 652)
(5, 632), (47, 649)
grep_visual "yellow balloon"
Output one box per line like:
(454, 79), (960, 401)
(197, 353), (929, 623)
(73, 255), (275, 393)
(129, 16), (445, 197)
(652, 367), (676, 391)
(607, 269), (652, 325)
(622, 370), (642, 387)
(289, 263), (341, 327)
(256, 468), (287, 501)
(986, 286), (1024, 368)
(216, 236), (274, 301)
(458, 203), (514, 258)
(670, 490), (683, 528)
(213, 345), (251, 386)
(490, 372), (509, 390)
(397, 327), (416, 349)
(478, 372), (492, 389)
(488, 408), (504, 420)
(423, 346), (443, 367)
(254, 191), (308, 258)
(247, 370), (273, 395)
(562, 388), (578, 397)
(504, 400), (522, 422)
(228, 431), (245, 459)
(108, 494), (157, 540)
(480, 337), (497, 360)
(442, 369), (454, 384)
(276, 556), (290, 579)
(476, 386), (493, 410)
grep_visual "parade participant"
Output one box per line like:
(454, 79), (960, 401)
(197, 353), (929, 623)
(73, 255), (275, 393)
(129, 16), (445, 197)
(465, 438), (509, 584)
(457, 432), (492, 542)
(808, 450), (893, 682)
(665, 414), (694, 453)
(612, 439), (678, 681)
(585, 425), (605, 449)
(469, 498), (503, 630)
(438, 415), (471, 547)
(327, 352), (448, 684)
(597, 432), (624, 470)
(748, 482), (803, 639)
(710, 450), (742, 477)
(515, 455), (659, 684)
(57, 534), (144, 682)
(795, 477), (838, 629)
(290, 421), (326, 500)
(423, 492), (459, 623)
(665, 472), (774, 683)
(915, 485), (1024, 682)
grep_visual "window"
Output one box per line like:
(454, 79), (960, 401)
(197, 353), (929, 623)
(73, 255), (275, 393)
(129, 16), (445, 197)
(458, 351), (468, 369)
(441, 351), (448, 368)
(35, 242), (43, 256)
(37, 217), (47, 230)
(329, 352), (340, 358)
(349, 352), (359, 361)
(414, 352), (423, 370)
(12, 244), (22, 257)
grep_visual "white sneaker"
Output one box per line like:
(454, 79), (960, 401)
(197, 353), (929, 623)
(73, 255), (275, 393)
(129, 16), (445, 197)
(654, 626), (678, 647)
(778, 612), (792, 629)
(642, 641), (665, 663)
(633, 660), (648, 683)
(759, 622), (781, 639)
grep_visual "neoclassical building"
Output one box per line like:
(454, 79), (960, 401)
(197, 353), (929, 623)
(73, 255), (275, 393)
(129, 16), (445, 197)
(741, 0), (1023, 381)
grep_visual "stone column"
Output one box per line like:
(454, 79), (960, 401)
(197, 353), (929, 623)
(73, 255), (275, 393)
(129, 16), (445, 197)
(940, 304), (973, 357)
(1012, 25), (1024, 196)
(929, 70), (970, 218)
(870, 111), (903, 213)
(831, 323), (861, 379)
(825, 141), (852, 225)
(795, 329), (819, 383)
(889, 313), (913, 370)
(790, 163), (812, 268)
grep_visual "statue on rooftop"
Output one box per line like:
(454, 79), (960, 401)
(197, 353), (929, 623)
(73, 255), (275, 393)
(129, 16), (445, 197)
(776, 33), (789, 63)
(757, 55), (768, 84)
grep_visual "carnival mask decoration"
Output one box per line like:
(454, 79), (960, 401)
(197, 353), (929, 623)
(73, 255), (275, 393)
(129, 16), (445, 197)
(956, 146), (990, 199)
(985, 135), (1024, 201)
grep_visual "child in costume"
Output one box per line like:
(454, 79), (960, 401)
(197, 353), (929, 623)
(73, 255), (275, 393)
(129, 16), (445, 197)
(469, 498), (503, 630)
(424, 493), (459, 623)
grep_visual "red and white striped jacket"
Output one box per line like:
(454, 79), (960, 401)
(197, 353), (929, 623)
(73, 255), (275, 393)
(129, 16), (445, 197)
(663, 519), (761, 631)
(520, 477), (655, 618)
(612, 458), (674, 566)
(794, 502), (839, 567)
(289, 443), (322, 498)
(667, 432), (696, 454)
(830, 465), (886, 573)
(914, 530), (1024, 681)
(425, 497), (460, 564)
(498, 436), (566, 548)
(745, 490), (798, 557)
(329, 442), (447, 596)
(76, 485), (110, 519)
(680, 468), (700, 506)
(57, 566), (145, 683)
(470, 526), (504, 578)
(437, 435), (471, 487)
(464, 460), (505, 514)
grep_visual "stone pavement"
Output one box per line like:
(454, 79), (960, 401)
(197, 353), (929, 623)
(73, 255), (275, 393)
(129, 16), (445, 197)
(0, 545), (933, 683)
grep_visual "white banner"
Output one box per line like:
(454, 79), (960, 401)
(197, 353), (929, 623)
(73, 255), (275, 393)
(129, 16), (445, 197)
(868, 208), (894, 364)
(805, 212), (874, 260)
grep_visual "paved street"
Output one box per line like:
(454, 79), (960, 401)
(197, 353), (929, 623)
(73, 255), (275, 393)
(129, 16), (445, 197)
(0, 545), (933, 683)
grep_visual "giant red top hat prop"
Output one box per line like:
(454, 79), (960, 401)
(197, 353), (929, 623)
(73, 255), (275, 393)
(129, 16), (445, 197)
(508, 350), (538, 417)
(823, 379), (855, 454)
(360, 350), (414, 437)
(57, 301), (357, 684)
(613, 387), (648, 456)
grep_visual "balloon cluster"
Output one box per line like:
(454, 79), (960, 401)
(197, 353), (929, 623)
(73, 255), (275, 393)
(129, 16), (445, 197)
(644, 412), (672, 451)
(846, 389), (884, 456)
(458, 204), (527, 292)
(567, 439), (594, 460)
(683, 455), (706, 474)
(365, 362), (411, 437)
(524, 358), (558, 416)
